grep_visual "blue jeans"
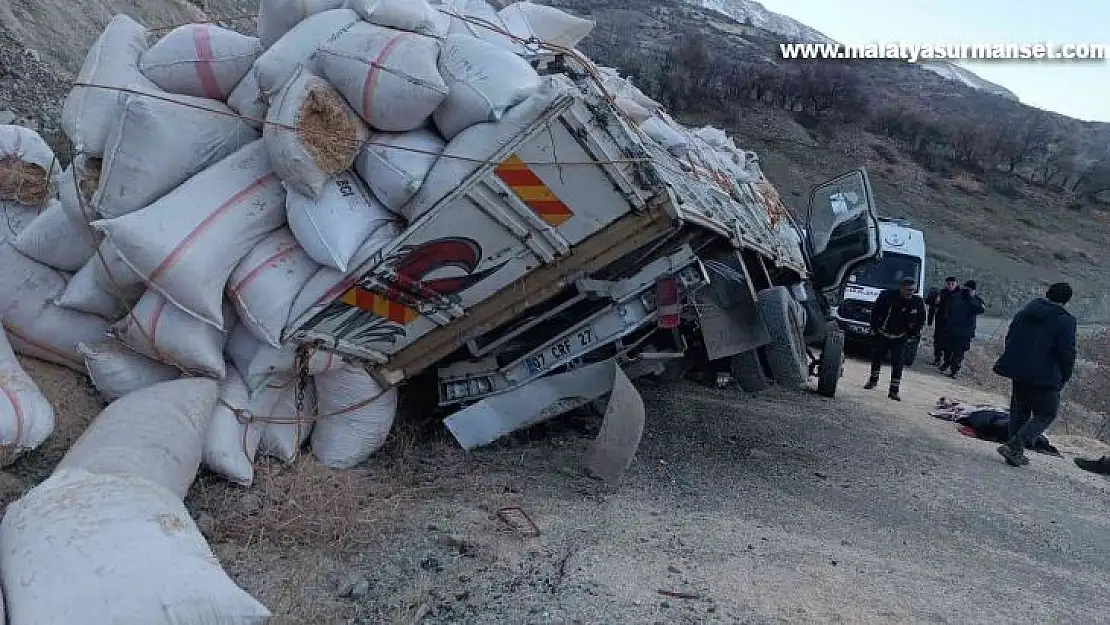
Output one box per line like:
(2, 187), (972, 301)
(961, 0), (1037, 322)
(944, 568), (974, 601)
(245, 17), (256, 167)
(1005, 382), (1061, 451)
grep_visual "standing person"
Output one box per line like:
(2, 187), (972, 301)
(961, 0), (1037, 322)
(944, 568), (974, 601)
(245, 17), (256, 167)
(927, 277), (960, 367)
(864, 277), (927, 401)
(992, 282), (1077, 467)
(940, 280), (986, 378)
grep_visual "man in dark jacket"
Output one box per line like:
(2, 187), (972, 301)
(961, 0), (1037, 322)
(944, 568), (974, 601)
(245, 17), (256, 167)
(926, 277), (960, 366)
(865, 277), (927, 401)
(940, 280), (986, 377)
(993, 282), (1078, 467)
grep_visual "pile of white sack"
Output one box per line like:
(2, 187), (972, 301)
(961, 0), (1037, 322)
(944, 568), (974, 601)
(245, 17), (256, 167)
(0, 0), (764, 482)
(0, 0), (603, 485)
(1, 379), (273, 622)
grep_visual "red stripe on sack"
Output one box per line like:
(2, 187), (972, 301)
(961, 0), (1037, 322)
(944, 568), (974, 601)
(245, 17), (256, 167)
(361, 33), (408, 122)
(147, 296), (168, 347)
(148, 172), (278, 283)
(192, 25), (224, 100)
(0, 380), (25, 448)
(1, 322), (80, 366)
(229, 243), (301, 294)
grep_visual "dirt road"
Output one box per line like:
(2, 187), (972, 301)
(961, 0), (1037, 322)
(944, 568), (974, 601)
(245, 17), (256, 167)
(181, 359), (1110, 624)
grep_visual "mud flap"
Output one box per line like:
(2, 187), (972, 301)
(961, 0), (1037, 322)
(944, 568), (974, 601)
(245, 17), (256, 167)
(443, 359), (646, 483)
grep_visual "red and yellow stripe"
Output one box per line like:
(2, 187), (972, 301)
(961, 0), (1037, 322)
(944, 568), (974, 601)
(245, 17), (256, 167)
(339, 285), (419, 324)
(494, 154), (574, 227)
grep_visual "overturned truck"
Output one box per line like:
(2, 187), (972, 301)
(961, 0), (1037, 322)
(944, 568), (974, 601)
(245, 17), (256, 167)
(283, 54), (883, 481)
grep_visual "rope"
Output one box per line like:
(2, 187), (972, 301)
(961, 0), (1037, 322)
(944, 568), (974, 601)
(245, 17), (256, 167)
(69, 82), (650, 169)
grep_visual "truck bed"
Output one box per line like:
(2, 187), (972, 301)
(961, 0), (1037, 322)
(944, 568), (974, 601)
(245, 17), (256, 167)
(283, 67), (808, 381)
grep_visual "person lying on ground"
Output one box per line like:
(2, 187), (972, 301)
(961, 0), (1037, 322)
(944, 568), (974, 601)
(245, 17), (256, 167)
(1074, 456), (1110, 475)
(992, 282), (1077, 468)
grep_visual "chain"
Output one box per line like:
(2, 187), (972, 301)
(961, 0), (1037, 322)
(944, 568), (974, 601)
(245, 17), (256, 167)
(294, 343), (310, 415)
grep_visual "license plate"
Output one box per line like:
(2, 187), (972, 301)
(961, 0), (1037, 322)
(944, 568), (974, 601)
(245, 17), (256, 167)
(523, 326), (596, 376)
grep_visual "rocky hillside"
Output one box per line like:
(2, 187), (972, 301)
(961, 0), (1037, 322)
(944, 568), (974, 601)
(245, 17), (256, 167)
(0, 0), (254, 145)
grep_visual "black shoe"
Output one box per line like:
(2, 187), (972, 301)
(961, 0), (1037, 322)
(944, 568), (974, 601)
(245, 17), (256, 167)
(997, 445), (1029, 467)
(888, 392), (901, 401)
(932, 360), (942, 367)
(946, 371), (957, 379)
(864, 379), (878, 390)
(1075, 456), (1110, 475)
(938, 364), (949, 373)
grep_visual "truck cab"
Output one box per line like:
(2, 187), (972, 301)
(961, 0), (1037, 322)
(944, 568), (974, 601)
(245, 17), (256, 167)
(832, 218), (927, 363)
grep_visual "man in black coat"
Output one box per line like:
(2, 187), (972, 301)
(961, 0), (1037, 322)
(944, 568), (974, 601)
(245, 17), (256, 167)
(940, 280), (986, 378)
(993, 282), (1078, 467)
(865, 277), (927, 401)
(926, 277), (960, 366)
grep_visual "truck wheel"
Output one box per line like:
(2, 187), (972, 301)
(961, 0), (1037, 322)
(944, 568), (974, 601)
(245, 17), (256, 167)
(730, 349), (769, 392)
(756, 286), (808, 388)
(817, 330), (845, 397)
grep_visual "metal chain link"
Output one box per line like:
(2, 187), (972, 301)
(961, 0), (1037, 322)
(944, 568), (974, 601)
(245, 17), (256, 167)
(294, 343), (309, 415)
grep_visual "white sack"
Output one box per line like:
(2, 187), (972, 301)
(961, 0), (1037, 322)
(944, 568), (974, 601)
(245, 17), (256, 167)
(257, 380), (317, 463)
(444, 0), (523, 52)
(599, 70), (662, 114)
(0, 125), (60, 206)
(226, 323), (341, 394)
(640, 115), (689, 157)
(346, 0), (450, 36)
(61, 14), (160, 156)
(113, 291), (230, 378)
(406, 75), (571, 221)
(0, 242), (109, 372)
(228, 228), (320, 347)
(94, 92), (261, 219)
(227, 68), (267, 129)
(77, 339), (180, 401)
(140, 24), (262, 100)
(0, 325), (55, 466)
(54, 240), (143, 320)
(0, 469), (271, 624)
(286, 171), (394, 271)
(10, 199), (99, 272)
(355, 129), (445, 212)
(203, 367), (262, 486)
(284, 218), (403, 327)
(613, 96), (653, 125)
(434, 34), (542, 140)
(264, 68), (366, 199)
(93, 140), (286, 330)
(316, 21), (448, 131)
(56, 378), (218, 498)
(258, 0), (348, 49)
(57, 155), (102, 226)
(0, 202), (37, 241)
(254, 8), (361, 98)
(310, 363), (396, 468)
(498, 1), (594, 48)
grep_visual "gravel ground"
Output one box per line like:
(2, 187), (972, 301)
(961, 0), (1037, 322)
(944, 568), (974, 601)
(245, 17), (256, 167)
(182, 358), (1110, 624)
(2, 354), (1109, 623)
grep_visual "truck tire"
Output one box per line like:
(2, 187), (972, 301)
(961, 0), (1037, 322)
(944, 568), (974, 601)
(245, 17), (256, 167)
(757, 286), (808, 388)
(817, 330), (845, 398)
(730, 349), (769, 393)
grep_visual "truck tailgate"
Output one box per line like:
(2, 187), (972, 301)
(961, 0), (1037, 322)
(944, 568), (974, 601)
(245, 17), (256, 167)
(285, 81), (660, 363)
